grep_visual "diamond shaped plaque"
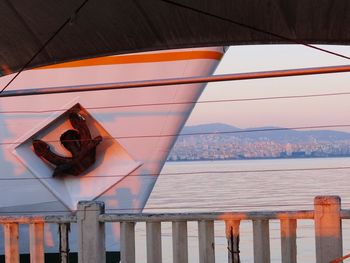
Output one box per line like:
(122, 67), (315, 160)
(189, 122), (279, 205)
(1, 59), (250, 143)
(12, 103), (141, 210)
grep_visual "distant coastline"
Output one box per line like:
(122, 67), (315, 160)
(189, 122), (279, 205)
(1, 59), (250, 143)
(167, 154), (350, 162)
(168, 123), (350, 161)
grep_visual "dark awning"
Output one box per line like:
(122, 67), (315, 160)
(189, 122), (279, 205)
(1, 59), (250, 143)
(1, 0), (350, 75)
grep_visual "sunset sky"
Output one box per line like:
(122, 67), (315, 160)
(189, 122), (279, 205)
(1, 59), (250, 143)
(187, 45), (350, 131)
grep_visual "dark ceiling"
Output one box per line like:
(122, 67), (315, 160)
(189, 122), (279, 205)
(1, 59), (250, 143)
(1, 0), (350, 75)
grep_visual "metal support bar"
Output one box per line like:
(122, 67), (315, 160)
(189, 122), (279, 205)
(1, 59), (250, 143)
(1, 65), (350, 97)
(225, 220), (240, 263)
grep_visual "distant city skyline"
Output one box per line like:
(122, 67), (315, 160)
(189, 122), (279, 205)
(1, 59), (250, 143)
(187, 45), (350, 132)
(170, 122), (350, 161)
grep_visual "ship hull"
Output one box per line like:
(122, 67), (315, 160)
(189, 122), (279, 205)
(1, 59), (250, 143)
(0, 47), (224, 252)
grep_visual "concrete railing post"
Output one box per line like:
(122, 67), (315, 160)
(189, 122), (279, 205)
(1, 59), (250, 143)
(59, 223), (70, 263)
(314, 196), (342, 263)
(4, 223), (19, 263)
(198, 220), (215, 263)
(280, 219), (297, 263)
(172, 221), (188, 263)
(29, 222), (45, 263)
(146, 221), (162, 263)
(253, 219), (270, 263)
(77, 201), (105, 263)
(120, 222), (136, 263)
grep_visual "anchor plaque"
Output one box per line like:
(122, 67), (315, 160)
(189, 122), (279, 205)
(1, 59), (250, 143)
(33, 106), (102, 177)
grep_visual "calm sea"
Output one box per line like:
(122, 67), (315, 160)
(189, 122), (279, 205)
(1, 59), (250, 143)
(135, 158), (350, 262)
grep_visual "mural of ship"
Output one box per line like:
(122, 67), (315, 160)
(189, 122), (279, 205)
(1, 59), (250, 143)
(0, 47), (225, 254)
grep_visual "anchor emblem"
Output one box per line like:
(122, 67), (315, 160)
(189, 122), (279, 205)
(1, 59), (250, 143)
(32, 107), (102, 177)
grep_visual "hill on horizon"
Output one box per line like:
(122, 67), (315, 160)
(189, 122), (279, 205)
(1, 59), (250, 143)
(180, 123), (350, 143)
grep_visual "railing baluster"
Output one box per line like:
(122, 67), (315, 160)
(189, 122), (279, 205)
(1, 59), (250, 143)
(29, 222), (44, 263)
(198, 220), (215, 263)
(314, 196), (342, 263)
(146, 222), (162, 263)
(4, 223), (19, 263)
(253, 219), (270, 263)
(172, 221), (188, 263)
(59, 223), (70, 263)
(280, 219), (296, 263)
(120, 222), (136, 263)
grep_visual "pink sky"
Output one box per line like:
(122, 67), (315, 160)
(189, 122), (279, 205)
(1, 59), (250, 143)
(187, 45), (350, 131)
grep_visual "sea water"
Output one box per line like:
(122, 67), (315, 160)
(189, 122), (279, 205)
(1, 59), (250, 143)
(136, 158), (350, 262)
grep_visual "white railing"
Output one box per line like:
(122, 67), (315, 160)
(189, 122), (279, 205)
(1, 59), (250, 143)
(1, 195), (349, 263)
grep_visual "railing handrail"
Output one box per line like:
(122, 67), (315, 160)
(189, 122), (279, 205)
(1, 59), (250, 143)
(100, 209), (315, 222)
(0, 215), (76, 224)
(2, 207), (350, 223)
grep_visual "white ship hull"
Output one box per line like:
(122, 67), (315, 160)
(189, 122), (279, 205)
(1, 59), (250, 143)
(0, 47), (224, 252)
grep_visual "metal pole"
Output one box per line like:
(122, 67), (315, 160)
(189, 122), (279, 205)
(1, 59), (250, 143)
(225, 220), (240, 263)
(1, 65), (350, 98)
